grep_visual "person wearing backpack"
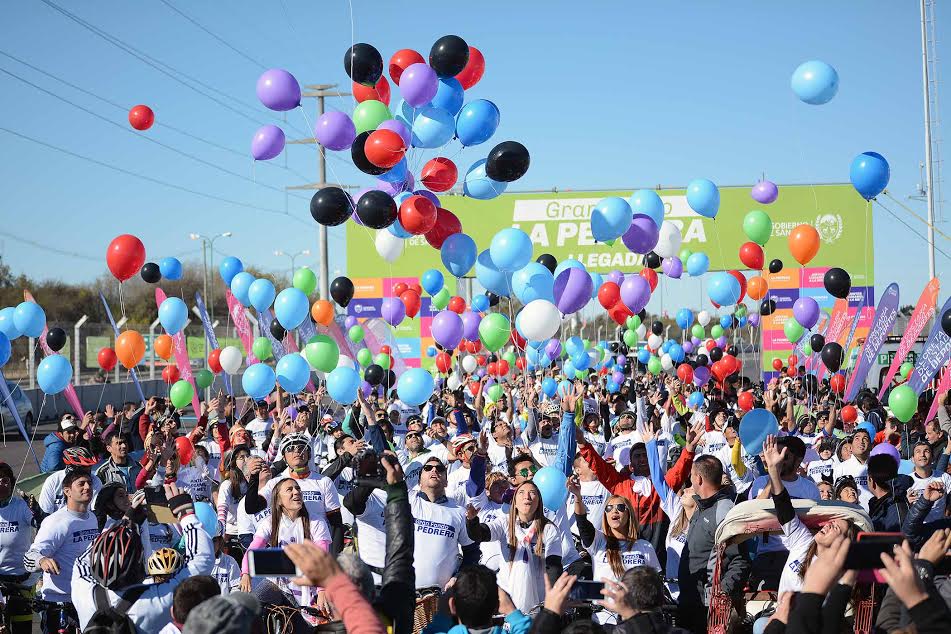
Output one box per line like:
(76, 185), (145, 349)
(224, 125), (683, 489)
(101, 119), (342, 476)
(71, 483), (214, 633)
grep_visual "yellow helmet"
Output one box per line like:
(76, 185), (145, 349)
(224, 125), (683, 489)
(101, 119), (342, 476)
(146, 547), (181, 577)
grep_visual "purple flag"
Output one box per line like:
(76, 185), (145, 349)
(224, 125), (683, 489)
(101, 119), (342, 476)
(907, 295), (951, 394)
(845, 283), (900, 401)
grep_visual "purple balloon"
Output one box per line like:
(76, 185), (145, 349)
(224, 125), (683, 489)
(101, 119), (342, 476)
(345, 316), (358, 329)
(374, 178), (411, 197)
(716, 335), (727, 347)
(413, 189), (441, 208)
(360, 380), (373, 397)
(545, 339), (562, 358)
(257, 68), (301, 111)
(400, 63), (438, 107)
(475, 368), (486, 379)
(751, 180), (779, 205)
(460, 311), (481, 341)
(251, 125), (285, 161)
(553, 268), (593, 314)
(749, 313), (761, 327)
(606, 269), (624, 286)
(378, 119), (412, 147)
(691, 336), (701, 345)
(682, 341), (694, 354)
(315, 111), (356, 151)
(615, 354), (626, 366)
(661, 256), (683, 279)
(622, 214), (660, 254)
(870, 441), (900, 466)
(694, 365), (711, 385)
(620, 275), (652, 313)
(611, 370), (625, 385)
(381, 297), (406, 327)
(792, 297), (820, 329)
(431, 310), (463, 349)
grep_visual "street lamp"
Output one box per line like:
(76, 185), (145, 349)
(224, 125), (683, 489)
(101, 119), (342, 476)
(190, 232), (232, 323)
(274, 249), (312, 280)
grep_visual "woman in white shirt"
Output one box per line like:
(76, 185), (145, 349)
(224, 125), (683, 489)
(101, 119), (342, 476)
(573, 491), (661, 582)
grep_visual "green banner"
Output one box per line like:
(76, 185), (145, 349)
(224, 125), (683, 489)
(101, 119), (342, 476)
(346, 184), (873, 284)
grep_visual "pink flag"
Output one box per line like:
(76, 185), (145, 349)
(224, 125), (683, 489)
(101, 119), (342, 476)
(24, 290), (84, 419)
(156, 289), (201, 417)
(224, 290), (258, 365)
(815, 299), (850, 382)
(927, 359), (951, 421)
(878, 278), (940, 400)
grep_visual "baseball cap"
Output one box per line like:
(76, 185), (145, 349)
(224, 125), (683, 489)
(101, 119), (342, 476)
(183, 592), (261, 634)
(254, 400), (268, 408)
(59, 415), (77, 431)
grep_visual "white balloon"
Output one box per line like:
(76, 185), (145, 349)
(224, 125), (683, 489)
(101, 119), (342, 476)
(518, 300), (561, 342)
(698, 310), (711, 326)
(374, 230), (403, 263)
(219, 346), (243, 374)
(697, 347), (710, 358)
(447, 374), (462, 390)
(654, 221), (683, 259)
(336, 355), (355, 370)
(647, 334), (663, 350)
(636, 324), (647, 338)
(661, 353), (674, 370)
(462, 355), (477, 373)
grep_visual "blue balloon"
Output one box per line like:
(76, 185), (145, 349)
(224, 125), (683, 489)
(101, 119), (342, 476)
(898, 459), (914, 476)
(379, 158), (409, 184)
(857, 421), (876, 438)
(739, 408), (779, 455)
(230, 272), (255, 307)
(475, 249), (513, 296)
(397, 368), (435, 406)
(388, 218), (413, 238)
(591, 197), (633, 243)
(37, 354), (72, 394)
(553, 259), (585, 279)
(572, 352), (590, 371)
(219, 256), (243, 286)
(411, 106), (455, 148)
(688, 391), (704, 409)
(512, 262), (554, 304)
(629, 190), (665, 228)
(534, 466), (569, 512)
(637, 348), (651, 364)
(426, 346), (437, 358)
(431, 77), (464, 116)
(471, 294), (490, 313)
(537, 353), (552, 368)
(850, 151), (890, 201)
(456, 100), (500, 147)
(0, 332), (9, 367)
(686, 252), (710, 277)
(463, 158), (507, 200)
(248, 279), (276, 312)
(708, 272), (742, 306)
(242, 363), (276, 400)
(720, 315), (732, 329)
(661, 341), (672, 354)
(327, 366), (361, 404)
(193, 501), (219, 537)
(557, 380), (573, 397)
(441, 233), (478, 278)
(0, 307), (21, 340)
(565, 337), (584, 358)
(13, 302), (45, 338)
(421, 269), (445, 296)
(274, 288), (309, 330)
(686, 179), (720, 218)
(542, 377), (557, 397)
(158, 297), (188, 335)
(668, 343), (685, 363)
(675, 308), (693, 329)
(159, 257), (183, 281)
(791, 60), (839, 105)
(396, 98), (423, 125)
(276, 352), (311, 393)
(490, 228), (533, 272)
(738, 316), (748, 328)
(562, 359), (576, 378)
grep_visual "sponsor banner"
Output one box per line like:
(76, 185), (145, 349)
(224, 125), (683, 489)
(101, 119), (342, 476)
(352, 277), (383, 298)
(845, 283), (900, 401)
(801, 268), (830, 289)
(926, 359), (951, 421)
(225, 290), (257, 365)
(348, 298), (382, 319)
(878, 279), (940, 399)
(766, 269), (800, 290)
(195, 292), (233, 395)
(907, 295), (951, 394)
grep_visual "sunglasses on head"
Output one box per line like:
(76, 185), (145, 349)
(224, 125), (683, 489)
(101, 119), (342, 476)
(605, 503), (629, 513)
(423, 463), (447, 473)
(462, 444), (476, 453)
(516, 465), (539, 478)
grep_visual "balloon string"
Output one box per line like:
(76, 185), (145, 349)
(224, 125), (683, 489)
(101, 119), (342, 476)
(16, 393), (45, 483)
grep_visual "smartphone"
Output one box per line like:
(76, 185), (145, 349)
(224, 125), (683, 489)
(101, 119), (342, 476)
(144, 487), (177, 525)
(844, 532), (903, 570)
(248, 548), (299, 577)
(570, 580), (605, 602)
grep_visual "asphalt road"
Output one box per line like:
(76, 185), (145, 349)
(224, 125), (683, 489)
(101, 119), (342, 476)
(0, 418), (56, 481)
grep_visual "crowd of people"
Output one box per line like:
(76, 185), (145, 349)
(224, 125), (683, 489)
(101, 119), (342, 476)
(2, 362), (951, 634)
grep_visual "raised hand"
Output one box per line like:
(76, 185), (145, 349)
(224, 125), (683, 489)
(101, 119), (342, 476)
(762, 435), (787, 472)
(880, 541), (930, 609)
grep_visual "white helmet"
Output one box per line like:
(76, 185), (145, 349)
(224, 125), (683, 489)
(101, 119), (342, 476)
(278, 432), (311, 458)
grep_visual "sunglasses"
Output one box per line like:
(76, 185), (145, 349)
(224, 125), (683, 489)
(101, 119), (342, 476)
(516, 465), (539, 478)
(605, 503), (629, 513)
(462, 445), (476, 454)
(405, 433), (422, 440)
(422, 463), (447, 473)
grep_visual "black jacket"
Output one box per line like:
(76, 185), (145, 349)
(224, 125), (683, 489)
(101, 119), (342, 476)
(868, 474), (913, 532)
(902, 495), (951, 551)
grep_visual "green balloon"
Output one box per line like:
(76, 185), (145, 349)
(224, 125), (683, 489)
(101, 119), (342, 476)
(348, 325), (365, 344)
(743, 209), (773, 246)
(194, 369), (214, 390)
(888, 384), (917, 422)
(626, 316), (642, 331)
(803, 342), (813, 356)
(432, 288), (451, 310)
(352, 100), (392, 134)
(375, 352), (391, 369)
(575, 370), (586, 380)
(304, 334), (339, 372)
(357, 348), (373, 367)
(623, 329), (638, 347)
(170, 379), (194, 409)
(502, 351), (517, 367)
(479, 313), (511, 352)
(293, 267), (317, 296)
(784, 317), (805, 344)
(487, 384), (503, 402)
(710, 325), (724, 339)
(582, 339), (590, 351)
(647, 356), (662, 375)
(252, 337), (273, 361)
(899, 362), (914, 379)
(691, 324), (705, 339)
(735, 304), (748, 317)
(679, 248), (693, 263)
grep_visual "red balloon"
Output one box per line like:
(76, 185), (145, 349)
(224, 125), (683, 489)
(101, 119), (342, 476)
(380, 345), (392, 355)
(175, 436), (194, 464)
(364, 129), (406, 169)
(421, 157), (458, 192)
(771, 358), (783, 371)
(705, 339), (717, 351)
(106, 234), (146, 282)
(400, 289), (421, 318)
(448, 296), (466, 314)
(98, 347), (118, 372)
(398, 195), (437, 235)
(739, 242), (764, 271)
(598, 282), (621, 310)
(454, 45), (485, 89)
(392, 283), (408, 297)
(468, 381), (481, 397)
(497, 360), (510, 376)
(128, 105), (154, 130)
(352, 76), (391, 106)
(487, 362), (498, 376)
(677, 363), (693, 384)
(738, 391), (754, 411)
(786, 366), (798, 377)
(467, 340), (482, 353)
(162, 365), (180, 385)
(608, 302), (633, 326)
(476, 355), (487, 366)
(389, 49), (425, 84)
(710, 361), (727, 383)
(435, 352), (453, 374)
(787, 355), (799, 367)
(515, 357), (526, 371)
(829, 373), (846, 394)
(424, 208), (462, 249)
(840, 405), (857, 423)
(208, 348), (222, 374)
(639, 268), (658, 292)
(509, 328), (526, 350)
(410, 283), (423, 296)
(721, 354), (738, 375)
(728, 270), (747, 304)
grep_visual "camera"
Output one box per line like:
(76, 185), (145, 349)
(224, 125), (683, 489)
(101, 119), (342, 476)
(351, 448), (398, 489)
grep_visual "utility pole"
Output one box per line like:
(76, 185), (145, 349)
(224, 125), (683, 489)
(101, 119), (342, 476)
(286, 83), (355, 301)
(921, 0), (937, 279)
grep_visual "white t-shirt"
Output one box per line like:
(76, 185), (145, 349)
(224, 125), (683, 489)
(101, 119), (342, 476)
(143, 522), (182, 556)
(38, 470), (103, 515)
(542, 503), (580, 567)
(236, 495), (271, 537)
(909, 470), (951, 522)
(25, 507), (98, 601)
(253, 514), (328, 605)
(589, 532), (661, 582)
(526, 435), (559, 468)
(410, 493), (473, 589)
(333, 467), (357, 526)
(447, 463), (474, 506)
(245, 417), (273, 459)
(567, 479), (610, 537)
(806, 458), (835, 482)
(388, 400), (420, 430)
(469, 493), (508, 571)
(216, 481), (247, 536)
(211, 553), (242, 594)
(605, 431), (639, 464)
(777, 513), (814, 595)
(833, 456), (872, 508)
(0, 496), (34, 575)
(486, 516), (562, 613)
(259, 471), (340, 539)
(354, 489), (388, 572)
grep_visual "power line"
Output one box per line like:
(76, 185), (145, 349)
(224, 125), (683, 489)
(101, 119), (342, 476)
(156, 0), (267, 70)
(875, 198), (951, 262)
(0, 228), (101, 262)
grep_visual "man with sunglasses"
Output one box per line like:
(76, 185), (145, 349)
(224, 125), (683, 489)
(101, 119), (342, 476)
(398, 427), (433, 490)
(446, 434), (480, 506)
(604, 409), (644, 464)
(245, 400), (273, 460)
(522, 400), (561, 467)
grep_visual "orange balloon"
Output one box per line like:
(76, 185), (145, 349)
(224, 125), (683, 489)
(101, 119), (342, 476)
(154, 334), (173, 361)
(311, 299), (334, 327)
(788, 224), (820, 266)
(115, 330), (146, 369)
(747, 276), (768, 301)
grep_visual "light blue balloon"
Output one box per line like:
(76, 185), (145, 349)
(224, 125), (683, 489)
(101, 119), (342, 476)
(637, 348), (651, 364)
(535, 466), (568, 512)
(274, 287), (309, 330)
(898, 459), (914, 476)
(591, 197), (633, 243)
(688, 391), (704, 409)
(219, 257), (243, 286)
(675, 308), (693, 329)
(242, 363), (276, 400)
(276, 352), (311, 393)
(720, 315), (732, 329)
(326, 366), (361, 404)
(629, 189), (665, 228)
(248, 279), (276, 312)
(158, 297), (188, 335)
(668, 343), (685, 363)
(686, 179), (720, 218)
(790, 60), (839, 105)
(557, 380), (572, 397)
(738, 408), (779, 455)
(455, 99), (500, 147)
(538, 353), (552, 368)
(426, 346), (437, 358)
(686, 252), (710, 277)
(463, 159), (507, 200)
(471, 294), (490, 313)
(0, 307), (21, 340)
(606, 380), (619, 394)
(542, 377), (557, 397)
(553, 258), (585, 279)
(512, 262), (554, 304)
(230, 272), (255, 307)
(589, 272), (603, 300)
(397, 367), (435, 406)
(572, 352), (590, 371)
(13, 302), (45, 338)
(37, 355), (72, 394)
(489, 228), (533, 272)
(395, 99), (423, 125)
(159, 257), (183, 281)
(708, 272), (742, 306)
(661, 341), (672, 354)
(431, 77), (464, 116)
(565, 336), (584, 358)
(388, 218), (413, 238)
(379, 158), (409, 184)
(193, 502), (219, 537)
(411, 106), (455, 148)
(475, 249), (513, 297)
(421, 269), (445, 296)
(0, 332), (10, 367)
(441, 233), (478, 278)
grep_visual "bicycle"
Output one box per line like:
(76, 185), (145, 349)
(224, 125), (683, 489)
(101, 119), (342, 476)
(32, 598), (79, 634)
(0, 576), (34, 634)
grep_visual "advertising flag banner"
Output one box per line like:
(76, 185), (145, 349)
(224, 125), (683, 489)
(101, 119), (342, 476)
(907, 295), (951, 394)
(878, 279), (940, 399)
(225, 290), (258, 366)
(195, 292), (233, 396)
(845, 283), (900, 401)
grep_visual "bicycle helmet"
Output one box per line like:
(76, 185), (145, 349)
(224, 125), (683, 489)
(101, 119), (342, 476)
(278, 433), (311, 458)
(62, 446), (98, 467)
(89, 520), (144, 588)
(146, 547), (182, 577)
(0, 461), (15, 488)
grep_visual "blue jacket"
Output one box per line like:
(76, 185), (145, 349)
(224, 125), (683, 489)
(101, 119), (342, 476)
(40, 432), (69, 473)
(422, 610), (531, 634)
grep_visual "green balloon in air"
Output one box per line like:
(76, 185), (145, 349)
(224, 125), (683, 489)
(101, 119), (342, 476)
(303, 334), (339, 372)
(375, 352), (392, 369)
(352, 100), (392, 134)
(479, 313), (511, 352)
(432, 288), (451, 310)
(710, 325), (724, 339)
(626, 316), (641, 331)
(356, 348), (372, 367)
(784, 318), (805, 344)
(487, 384), (503, 402)
(170, 379), (194, 409)
(252, 337), (273, 361)
(888, 384), (917, 422)
(647, 356), (662, 375)
(899, 362), (914, 379)
(743, 209), (773, 246)
(194, 369), (214, 390)
(293, 267), (317, 296)
(691, 324), (705, 339)
(348, 325), (365, 344)
(623, 329), (638, 347)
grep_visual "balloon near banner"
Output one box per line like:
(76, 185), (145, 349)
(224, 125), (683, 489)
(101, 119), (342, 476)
(739, 409), (779, 455)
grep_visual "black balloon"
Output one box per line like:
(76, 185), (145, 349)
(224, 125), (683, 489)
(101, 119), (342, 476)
(487, 292), (500, 307)
(760, 298), (777, 315)
(344, 43), (383, 87)
(943, 309), (951, 338)
(365, 364), (384, 386)
(727, 345), (738, 357)
(355, 190), (397, 229)
(351, 131), (389, 176)
(820, 342), (845, 372)
(810, 334), (826, 352)
(46, 327), (67, 352)
(488, 354), (498, 364)
(651, 321), (663, 336)
(485, 141), (530, 182)
(429, 35), (469, 78)
(310, 187), (354, 226)
(638, 309), (647, 322)
(643, 252), (661, 269)
(695, 355), (708, 367)
(768, 259), (783, 274)
(536, 253), (557, 273)
(140, 262), (161, 283)
(384, 370), (397, 389)
(330, 276), (355, 308)
(270, 319), (286, 341)
(823, 267), (852, 300)
(710, 347), (723, 362)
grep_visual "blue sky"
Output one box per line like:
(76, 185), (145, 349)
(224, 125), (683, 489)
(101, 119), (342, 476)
(1, 1), (949, 312)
